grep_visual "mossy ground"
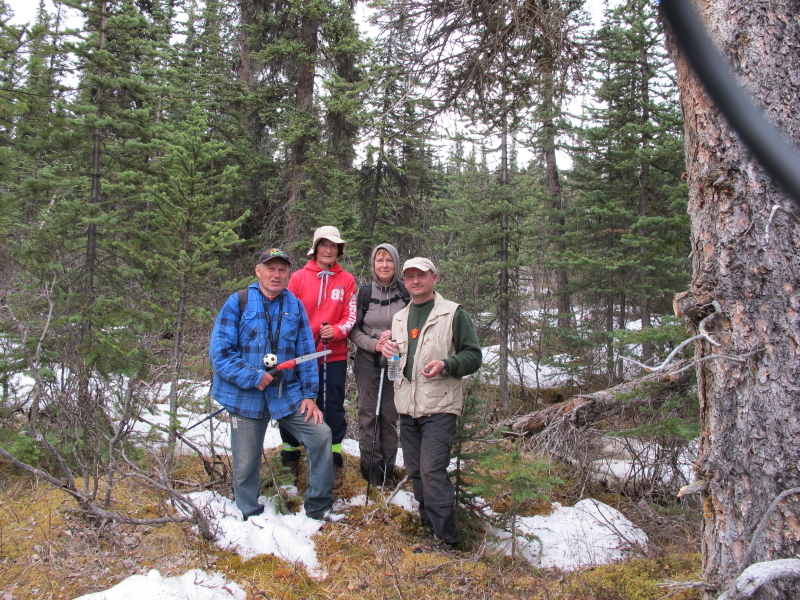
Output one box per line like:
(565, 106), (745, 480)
(0, 453), (702, 600)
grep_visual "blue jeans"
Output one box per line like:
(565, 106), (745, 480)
(230, 410), (334, 520)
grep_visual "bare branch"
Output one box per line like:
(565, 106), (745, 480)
(719, 559), (800, 600)
(737, 487), (800, 578)
(620, 334), (706, 372)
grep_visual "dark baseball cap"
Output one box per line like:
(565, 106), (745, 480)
(257, 248), (291, 265)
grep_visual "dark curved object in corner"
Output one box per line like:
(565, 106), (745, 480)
(660, 0), (800, 209)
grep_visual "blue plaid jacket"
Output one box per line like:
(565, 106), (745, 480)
(209, 283), (318, 419)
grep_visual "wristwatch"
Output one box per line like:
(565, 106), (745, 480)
(441, 360), (450, 374)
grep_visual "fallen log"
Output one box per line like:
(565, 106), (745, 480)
(502, 360), (692, 436)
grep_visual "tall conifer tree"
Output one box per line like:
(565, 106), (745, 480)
(565, 0), (688, 378)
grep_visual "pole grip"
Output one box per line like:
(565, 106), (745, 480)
(322, 321), (330, 343)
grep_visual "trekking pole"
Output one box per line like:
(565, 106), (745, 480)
(321, 321), (329, 421)
(185, 407), (226, 432)
(365, 366), (385, 505)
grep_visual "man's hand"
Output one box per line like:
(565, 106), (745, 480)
(421, 360), (446, 378)
(299, 398), (324, 424)
(257, 372), (274, 390)
(375, 330), (391, 353)
(320, 323), (334, 341)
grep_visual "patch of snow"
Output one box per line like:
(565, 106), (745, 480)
(481, 345), (573, 388)
(489, 498), (648, 570)
(182, 491), (330, 579)
(626, 319), (643, 331)
(72, 569), (246, 600)
(340, 438), (360, 458)
(387, 489), (418, 511)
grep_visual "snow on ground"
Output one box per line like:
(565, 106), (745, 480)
(72, 569), (246, 600)
(180, 491), (328, 579)
(489, 498), (648, 570)
(481, 345), (573, 388)
(9, 389), (647, 597)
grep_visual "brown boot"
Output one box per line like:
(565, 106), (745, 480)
(334, 465), (344, 490)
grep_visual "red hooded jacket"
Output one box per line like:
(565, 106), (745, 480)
(288, 260), (357, 362)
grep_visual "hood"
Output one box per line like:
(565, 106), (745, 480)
(371, 243), (401, 289)
(302, 260), (343, 274)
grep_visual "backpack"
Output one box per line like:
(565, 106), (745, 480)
(356, 280), (410, 333)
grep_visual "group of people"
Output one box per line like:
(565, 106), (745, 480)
(209, 227), (482, 545)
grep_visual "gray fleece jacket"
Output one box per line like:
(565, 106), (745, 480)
(349, 243), (407, 355)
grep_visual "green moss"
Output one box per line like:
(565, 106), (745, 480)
(556, 554), (702, 600)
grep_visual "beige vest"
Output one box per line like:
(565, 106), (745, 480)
(391, 293), (463, 417)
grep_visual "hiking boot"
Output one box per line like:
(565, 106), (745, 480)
(433, 533), (462, 548)
(333, 465), (344, 490)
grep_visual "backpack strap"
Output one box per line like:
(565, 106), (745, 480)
(238, 288), (248, 314)
(356, 281), (411, 333)
(356, 283), (372, 333)
(397, 280), (410, 305)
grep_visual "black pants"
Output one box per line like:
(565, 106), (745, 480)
(280, 359), (347, 467)
(399, 412), (461, 545)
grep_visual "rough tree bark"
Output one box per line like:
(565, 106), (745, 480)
(666, 2), (800, 597)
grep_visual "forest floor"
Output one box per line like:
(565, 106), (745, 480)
(0, 447), (704, 600)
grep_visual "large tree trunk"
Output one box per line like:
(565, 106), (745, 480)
(667, 2), (800, 597)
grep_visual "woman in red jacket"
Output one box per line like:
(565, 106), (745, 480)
(280, 226), (357, 489)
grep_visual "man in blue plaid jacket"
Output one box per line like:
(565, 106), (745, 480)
(210, 248), (343, 523)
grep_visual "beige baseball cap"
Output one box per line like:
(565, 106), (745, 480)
(402, 257), (437, 274)
(307, 226), (347, 256)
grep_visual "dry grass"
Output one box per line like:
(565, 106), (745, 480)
(0, 453), (702, 600)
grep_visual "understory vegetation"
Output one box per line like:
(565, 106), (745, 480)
(0, 444), (703, 600)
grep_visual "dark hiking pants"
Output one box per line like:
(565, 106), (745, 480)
(280, 359), (347, 468)
(399, 412), (461, 545)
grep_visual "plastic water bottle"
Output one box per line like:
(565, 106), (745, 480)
(387, 343), (401, 381)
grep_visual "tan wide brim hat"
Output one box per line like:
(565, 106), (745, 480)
(307, 226), (347, 256)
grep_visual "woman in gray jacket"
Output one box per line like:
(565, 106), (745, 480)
(349, 243), (409, 484)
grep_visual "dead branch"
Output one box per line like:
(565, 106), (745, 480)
(136, 415), (225, 482)
(719, 559), (800, 600)
(502, 360), (692, 436)
(737, 487), (800, 578)
(365, 476), (410, 520)
(0, 444), (204, 532)
(117, 446), (217, 540)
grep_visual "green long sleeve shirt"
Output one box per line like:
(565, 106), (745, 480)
(401, 298), (482, 380)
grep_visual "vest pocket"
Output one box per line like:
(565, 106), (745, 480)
(421, 384), (450, 412)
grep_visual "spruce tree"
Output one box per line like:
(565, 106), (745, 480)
(133, 105), (246, 466)
(564, 0), (689, 379)
(3, 0), (166, 496)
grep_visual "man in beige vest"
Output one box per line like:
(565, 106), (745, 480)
(381, 257), (482, 546)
